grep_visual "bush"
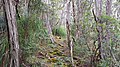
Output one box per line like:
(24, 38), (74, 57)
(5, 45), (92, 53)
(0, 36), (9, 66)
(52, 26), (66, 37)
(18, 15), (48, 58)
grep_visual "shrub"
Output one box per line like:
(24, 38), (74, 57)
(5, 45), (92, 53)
(18, 15), (48, 58)
(52, 26), (66, 37)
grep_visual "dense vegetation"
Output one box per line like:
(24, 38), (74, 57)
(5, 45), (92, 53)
(0, 0), (120, 67)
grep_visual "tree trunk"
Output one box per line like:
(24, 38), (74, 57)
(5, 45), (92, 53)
(106, 0), (118, 65)
(46, 13), (55, 44)
(106, 0), (112, 47)
(66, 0), (71, 51)
(66, 0), (75, 66)
(76, 0), (82, 40)
(3, 0), (19, 67)
(94, 0), (104, 60)
(71, 0), (76, 25)
(45, 0), (55, 44)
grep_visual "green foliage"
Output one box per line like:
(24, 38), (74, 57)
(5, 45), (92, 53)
(71, 24), (76, 36)
(18, 15), (48, 58)
(0, 17), (7, 32)
(1, 0), (119, 66)
(52, 26), (66, 37)
(29, 15), (48, 39)
(74, 43), (88, 56)
(29, 0), (45, 13)
(0, 36), (9, 66)
(98, 59), (112, 67)
(100, 15), (117, 23)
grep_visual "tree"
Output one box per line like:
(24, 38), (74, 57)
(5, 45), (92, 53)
(3, 0), (19, 67)
(66, 0), (75, 66)
(106, 0), (112, 53)
(97, 0), (104, 60)
(106, 0), (119, 66)
(45, 0), (55, 44)
(106, 0), (112, 49)
(75, 0), (83, 40)
(94, 0), (104, 60)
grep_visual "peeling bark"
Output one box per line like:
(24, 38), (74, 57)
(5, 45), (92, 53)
(3, 0), (19, 67)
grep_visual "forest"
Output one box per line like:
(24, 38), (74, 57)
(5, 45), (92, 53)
(0, 0), (120, 67)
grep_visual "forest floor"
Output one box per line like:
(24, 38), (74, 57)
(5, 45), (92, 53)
(25, 36), (93, 67)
